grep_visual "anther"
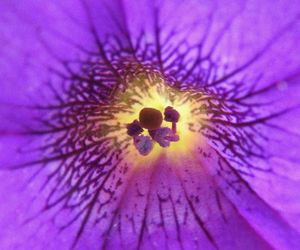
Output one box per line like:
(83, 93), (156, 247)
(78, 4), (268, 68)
(133, 135), (153, 156)
(153, 127), (172, 148)
(164, 106), (180, 123)
(126, 119), (144, 137)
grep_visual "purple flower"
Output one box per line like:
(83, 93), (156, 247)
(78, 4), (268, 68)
(1, 1), (300, 250)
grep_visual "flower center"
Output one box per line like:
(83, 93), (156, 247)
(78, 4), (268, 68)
(126, 106), (181, 156)
(109, 73), (208, 163)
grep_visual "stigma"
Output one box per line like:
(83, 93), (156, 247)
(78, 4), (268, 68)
(127, 107), (180, 156)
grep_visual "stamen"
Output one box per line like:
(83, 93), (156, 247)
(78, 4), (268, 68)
(133, 135), (153, 156)
(153, 127), (172, 148)
(164, 106), (180, 134)
(126, 119), (144, 136)
(164, 106), (180, 123)
(127, 106), (182, 155)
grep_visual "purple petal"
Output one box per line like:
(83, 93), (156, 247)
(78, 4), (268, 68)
(0, 1), (300, 250)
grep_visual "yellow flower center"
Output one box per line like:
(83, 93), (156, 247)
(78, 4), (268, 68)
(111, 75), (207, 165)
